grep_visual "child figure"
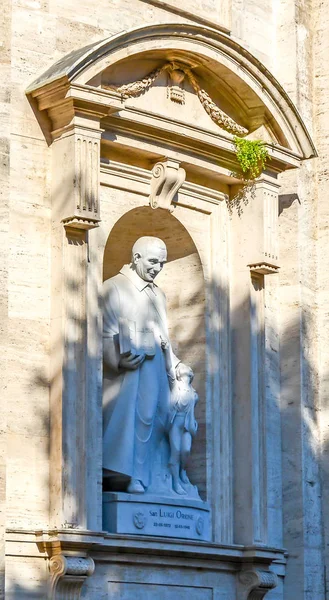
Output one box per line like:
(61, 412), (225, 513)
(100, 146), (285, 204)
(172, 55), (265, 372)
(161, 338), (198, 495)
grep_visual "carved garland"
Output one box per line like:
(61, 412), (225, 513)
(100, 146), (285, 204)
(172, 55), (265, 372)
(108, 66), (165, 99)
(103, 63), (248, 136)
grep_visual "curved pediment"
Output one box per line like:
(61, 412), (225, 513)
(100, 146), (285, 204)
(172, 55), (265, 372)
(26, 23), (316, 169)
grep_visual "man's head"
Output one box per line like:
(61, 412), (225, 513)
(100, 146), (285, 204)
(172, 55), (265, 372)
(131, 236), (167, 283)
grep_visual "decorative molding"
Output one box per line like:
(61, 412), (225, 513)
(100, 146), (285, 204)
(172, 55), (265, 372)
(248, 263), (279, 275)
(149, 158), (186, 211)
(238, 569), (278, 600)
(62, 216), (100, 230)
(49, 555), (95, 599)
(103, 62), (248, 136)
(100, 159), (226, 211)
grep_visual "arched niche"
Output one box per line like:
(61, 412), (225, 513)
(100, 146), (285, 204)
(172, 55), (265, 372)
(25, 22), (317, 543)
(103, 206), (207, 499)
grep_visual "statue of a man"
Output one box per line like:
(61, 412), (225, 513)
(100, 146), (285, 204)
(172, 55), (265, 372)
(102, 236), (179, 494)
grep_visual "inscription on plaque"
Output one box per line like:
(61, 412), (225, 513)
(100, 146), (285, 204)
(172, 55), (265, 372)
(149, 508), (194, 533)
(103, 493), (211, 541)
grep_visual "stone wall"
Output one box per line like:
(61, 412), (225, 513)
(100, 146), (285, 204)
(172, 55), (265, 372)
(2, 0), (328, 598)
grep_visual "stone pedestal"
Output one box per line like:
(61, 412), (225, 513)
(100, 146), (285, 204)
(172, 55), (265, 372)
(103, 493), (211, 541)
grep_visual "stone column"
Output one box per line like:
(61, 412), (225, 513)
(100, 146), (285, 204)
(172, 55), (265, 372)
(50, 121), (103, 531)
(230, 173), (281, 546)
(207, 200), (233, 544)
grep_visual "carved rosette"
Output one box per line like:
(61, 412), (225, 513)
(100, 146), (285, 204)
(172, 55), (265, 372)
(238, 569), (278, 600)
(49, 555), (95, 599)
(149, 158), (186, 212)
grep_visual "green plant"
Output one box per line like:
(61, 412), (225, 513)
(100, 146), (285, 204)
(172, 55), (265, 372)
(233, 137), (269, 179)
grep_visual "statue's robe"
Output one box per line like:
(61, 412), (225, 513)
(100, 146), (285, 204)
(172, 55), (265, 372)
(102, 264), (178, 488)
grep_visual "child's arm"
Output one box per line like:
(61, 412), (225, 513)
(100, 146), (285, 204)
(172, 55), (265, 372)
(190, 391), (198, 436)
(160, 338), (176, 389)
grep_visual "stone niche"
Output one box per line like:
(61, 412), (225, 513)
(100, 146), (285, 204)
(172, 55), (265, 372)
(25, 21), (317, 600)
(102, 206), (207, 499)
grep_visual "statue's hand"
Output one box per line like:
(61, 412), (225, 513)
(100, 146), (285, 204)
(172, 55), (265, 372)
(160, 336), (169, 351)
(119, 352), (145, 370)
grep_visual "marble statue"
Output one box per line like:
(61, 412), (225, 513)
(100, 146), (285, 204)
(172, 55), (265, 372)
(102, 236), (180, 494)
(161, 338), (198, 495)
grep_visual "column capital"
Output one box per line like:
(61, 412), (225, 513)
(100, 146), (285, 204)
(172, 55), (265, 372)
(52, 126), (102, 230)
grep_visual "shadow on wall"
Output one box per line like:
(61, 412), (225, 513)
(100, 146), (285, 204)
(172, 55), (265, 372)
(7, 583), (46, 599)
(13, 175), (325, 598)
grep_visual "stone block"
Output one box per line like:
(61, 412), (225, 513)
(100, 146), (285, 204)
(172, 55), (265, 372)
(103, 492), (211, 541)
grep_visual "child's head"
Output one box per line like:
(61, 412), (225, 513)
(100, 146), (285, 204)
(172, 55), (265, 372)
(176, 362), (194, 383)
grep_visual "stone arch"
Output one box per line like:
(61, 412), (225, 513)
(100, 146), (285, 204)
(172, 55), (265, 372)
(103, 206), (207, 498)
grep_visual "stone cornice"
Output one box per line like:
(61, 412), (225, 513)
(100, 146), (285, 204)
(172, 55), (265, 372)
(8, 528), (287, 571)
(28, 82), (122, 143)
(102, 106), (302, 172)
(100, 160), (227, 211)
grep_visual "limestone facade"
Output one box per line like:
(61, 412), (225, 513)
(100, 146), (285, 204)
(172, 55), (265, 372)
(1, 1), (329, 599)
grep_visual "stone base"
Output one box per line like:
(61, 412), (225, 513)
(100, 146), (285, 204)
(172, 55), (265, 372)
(103, 492), (211, 541)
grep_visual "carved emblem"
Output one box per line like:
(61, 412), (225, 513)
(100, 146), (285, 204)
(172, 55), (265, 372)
(149, 158), (186, 212)
(133, 510), (147, 529)
(196, 516), (204, 536)
(103, 62), (248, 136)
(167, 64), (186, 104)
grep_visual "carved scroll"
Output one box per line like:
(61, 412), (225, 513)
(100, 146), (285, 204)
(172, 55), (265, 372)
(103, 62), (248, 136)
(238, 569), (278, 600)
(149, 158), (186, 211)
(49, 555), (95, 599)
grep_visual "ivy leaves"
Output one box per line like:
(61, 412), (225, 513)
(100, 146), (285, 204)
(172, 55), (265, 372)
(233, 137), (269, 179)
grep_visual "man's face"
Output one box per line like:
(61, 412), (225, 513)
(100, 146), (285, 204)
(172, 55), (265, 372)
(133, 245), (167, 282)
